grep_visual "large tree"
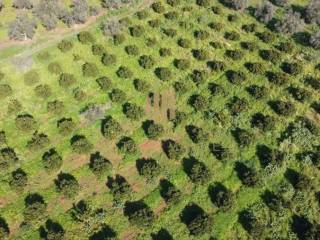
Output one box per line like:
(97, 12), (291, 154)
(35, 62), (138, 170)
(8, 14), (37, 40)
(275, 9), (305, 34)
(71, 0), (89, 24)
(33, 0), (62, 30)
(254, 1), (276, 24)
(305, 0), (320, 24)
(12, 0), (33, 9)
(310, 31), (320, 49)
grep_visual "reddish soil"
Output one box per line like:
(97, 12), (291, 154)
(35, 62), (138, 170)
(139, 140), (162, 158)
(121, 230), (139, 240)
(63, 154), (89, 171)
(154, 200), (167, 216)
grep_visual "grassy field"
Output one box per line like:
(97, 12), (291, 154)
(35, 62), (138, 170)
(0, 0), (320, 239)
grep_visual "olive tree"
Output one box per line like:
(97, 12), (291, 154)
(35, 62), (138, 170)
(33, 0), (62, 30)
(305, 0), (320, 24)
(275, 9), (305, 34)
(12, 0), (33, 9)
(310, 31), (320, 49)
(8, 14), (37, 40)
(254, 1), (276, 24)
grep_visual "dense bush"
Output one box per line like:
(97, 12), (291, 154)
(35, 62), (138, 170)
(164, 11), (179, 20)
(224, 31), (240, 41)
(281, 62), (303, 75)
(136, 10), (149, 19)
(186, 125), (209, 143)
(233, 128), (254, 148)
(101, 52), (117, 66)
(305, 76), (320, 90)
(189, 94), (208, 111)
(91, 44), (105, 56)
(0, 84), (12, 99)
(151, 2), (165, 13)
(89, 152), (112, 176)
(42, 148), (62, 172)
(27, 131), (50, 151)
(117, 66), (133, 78)
(48, 62), (62, 75)
(257, 145), (285, 167)
(305, 0), (320, 24)
(266, 71), (289, 86)
(15, 114), (36, 132)
(155, 67), (172, 81)
(125, 45), (140, 56)
(59, 73), (76, 88)
(285, 168), (311, 191)
(270, 0), (288, 7)
(226, 70), (246, 85)
(196, 0), (211, 7)
(139, 55), (155, 69)
(9, 168), (27, 191)
(259, 49), (281, 63)
(70, 135), (93, 154)
(144, 120), (164, 139)
(194, 30), (209, 40)
(123, 102), (144, 120)
(117, 137), (137, 155)
(124, 201), (155, 228)
(227, 97), (248, 115)
(101, 116), (122, 139)
(82, 63), (98, 77)
(55, 172), (79, 198)
(225, 49), (244, 60)
(78, 31), (95, 44)
(245, 62), (265, 74)
(167, 0), (180, 6)
(174, 59), (191, 70)
(159, 179), (181, 204)
(34, 84), (52, 99)
(7, 99), (22, 115)
(288, 87), (311, 103)
(129, 25), (145, 37)
(136, 158), (161, 180)
(109, 88), (126, 103)
(23, 193), (46, 222)
(269, 100), (296, 116)
(162, 139), (185, 160)
(57, 40), (73, 52)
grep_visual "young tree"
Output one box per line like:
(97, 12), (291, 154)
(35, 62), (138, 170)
(8, 14), (37, 40)
(254, 1), (276, 24)
(12, 0), (33, 9)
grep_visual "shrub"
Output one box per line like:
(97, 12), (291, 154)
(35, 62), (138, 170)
(209, 183), (233, 210)
(109, 88), (126, 103)
(89, 152), (112, 176)
(155, 67), (171, 81)
(227, 97), (248, 115)
(269, 100), (296, 116)
(70, 135), (93, 154)
(55, 172), (79, 198)
(48, 62), (62, 75)
(0, 84), (12, 99)
(24, 70), (40, 86)
(59, 73), (76, 88)
(57, 118), (75, 135)
(233, 128), (254, 148)
(144, 120), (164, 139)
(180, 204), (212, 236)
(137, 158), (161, 180)
(83, 63), (98, 77)
(281, 62), (303, 75)
(244, 62), (265, 74)
(246, 85), (267, 99)
(151, 2), (165, 13)
(57, 40), (73, 52)
(186, 125), (209, 143)
(124, 201), (155, 228)
(162, 139), (185, 160)
(0, 147), (18, 169)
(257, 31), (276, 43)
(101, 116), (122, 139)
(96, 76), (112, 91)
(178, 38), (192, 48)
(189, 94), (208, 111)
(125, 45), (139, 56)
(15, 114), (36, 132)
(159, 48), (172, 57)
(133, 79), (150, 93)
(191, 70), (208, 85)
(91, 44), (105, 56)
(159, 179), (181, 204)
(129, 25), (145, 37)
(163, 28), (177, 37)
(34, 84), (51, 99)
(174, 59), (190, 70)
(123, 102), (144, 120)
(266, 71), (289, 86)
(242, 23), (257, 33)
(251, 113), (275, 131)
(42, 148), (62, 172)
(117, 137), (137, 154)
(148, 19), (161, 28)
(241, 41), (258, 51)
(117, 66), (133, 78)
(259, 49), (281, 63)
(27, 132), (50, 151)
(226, 70), (246, 84)
(194, 30), (209, 40)
(23, 193), (46, 222)
(235, 162), (259, 187)
(9, 168), (27, 191)
(225, 49), (244, 60)
(78, 31), (94, 44)
(192, 49), (209, 61)
(113, 33), (126, 45)
(224, 31), (240, 41)
(207, 60), (226, 72)
(101, 53), (117, 66)
(139, 55), (155, 69)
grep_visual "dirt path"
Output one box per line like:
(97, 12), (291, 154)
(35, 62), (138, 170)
(0, 0), (154, 63)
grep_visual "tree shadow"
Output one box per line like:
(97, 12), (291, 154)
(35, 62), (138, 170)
(89, 224), (117, 240)
(151, 228), (173, 240)
(25, 193), (45, 206)
(39, 219), (64, 239)
(179, 203), (204, 226)
(292, 32), (311, 46)
(291, 215), (313, 240)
